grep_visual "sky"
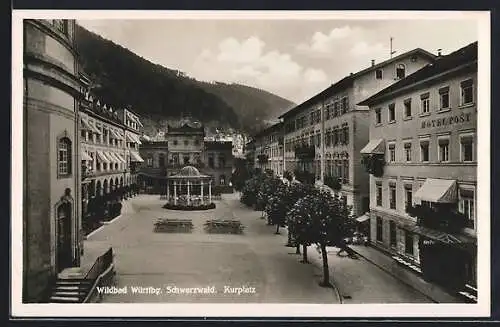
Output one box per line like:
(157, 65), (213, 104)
(78, 17), (479, 104)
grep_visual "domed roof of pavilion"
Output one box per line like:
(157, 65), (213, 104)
(168, 166), (211, 179)
(178, 166), (201, 177)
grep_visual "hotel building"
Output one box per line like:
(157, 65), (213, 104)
(23, 19), (84, 302)
(253, 122), (284, 175)
(279, 49), (435, 216)
(358, 41), (477, 298)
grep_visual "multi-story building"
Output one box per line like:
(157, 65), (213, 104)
(166, 118), (205, 172)
(358, 41), (477, 298)
(137, 117), (234, 192)
(252, 122), (284, 175)
(78, 89), (133, 223)
(119, 107), (144, 190)
(23, 19), (84, 302)
(204, 140), (233, 189)
(137, 140), (168, 194)
(279, 49), (436, 216)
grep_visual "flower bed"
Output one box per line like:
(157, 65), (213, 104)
(163, 203), (216, 211)
(154, 218), (194, 233)
(203, 219), (245, 234)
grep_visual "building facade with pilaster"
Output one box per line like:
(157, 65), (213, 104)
(279, 49), (435, 217)
(358, 41), (477, 300)
(23, 19), (84, 302)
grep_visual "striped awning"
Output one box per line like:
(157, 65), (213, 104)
(106, 152), (120, 164)
(110, 129), (121, 139)
(126, 131), (142, 145)
(414, 178), (457, 203)
(114, 153), (127, 163)
(360, 139), (385, 155)
(130, 150), (144, 162)
(96, 151), (110, 163)
(81, 149), (92, 161)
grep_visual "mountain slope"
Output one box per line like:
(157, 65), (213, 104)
(74, 25), (295, 134)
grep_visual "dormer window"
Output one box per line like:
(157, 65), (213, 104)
(396, 63), (406, 79)
(375, 69), (383, 80)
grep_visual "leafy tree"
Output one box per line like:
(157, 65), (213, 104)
(264, 183), (289, 234)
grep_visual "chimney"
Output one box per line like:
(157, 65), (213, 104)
(437, 48), (442, 57)
(371, 59), (375, 67)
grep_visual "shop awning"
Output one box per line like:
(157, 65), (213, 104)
(80, 116), (94, 132)
(81, 149), (92, 161)
(106, 152), (120, 163)
(414, 178), (457, 203)
(360, 139), (385, 155)
(114, 153), (127, 163)
(126, 131), (142, 145)
(356, 214), (370, 223)
(96, 151), (110, 163)
(130, 150), (144, 162)
(110, 129), (121, 140)
(400, 223), (475, 248)
(87, 119), (102, 135)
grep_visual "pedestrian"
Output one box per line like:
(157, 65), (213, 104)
(337, 238), (348, 257)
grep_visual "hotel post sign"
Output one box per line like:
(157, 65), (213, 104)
(421, 112), (473, 129)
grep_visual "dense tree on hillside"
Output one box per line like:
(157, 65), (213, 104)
(74, 25), (295, 133)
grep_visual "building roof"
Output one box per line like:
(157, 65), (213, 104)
(279, 48), (436, 119)
(252, 121), (283, 139)
(205, 140), (232, 150)
(169, 165), (211, 179)
(358, 41), (477, 106)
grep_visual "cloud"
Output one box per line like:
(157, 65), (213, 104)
(190, 36), (328, 102)
(349, 41), (389, 59)
(216, 36), (265, 63)
(297, 26), (357, 57)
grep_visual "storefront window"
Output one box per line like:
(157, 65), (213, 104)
(390, 221), (397, 248)
(405, 232), (414, 255)
(376, 217), (383, 242)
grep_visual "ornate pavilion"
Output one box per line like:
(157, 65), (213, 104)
(166, 166), (214, 206)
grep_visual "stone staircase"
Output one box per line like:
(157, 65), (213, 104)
(49, 267), (92, 303)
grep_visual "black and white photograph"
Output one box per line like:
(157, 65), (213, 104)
(11, 10), (490, 317)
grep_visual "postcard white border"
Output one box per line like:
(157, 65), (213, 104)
(11, 10), (491, 318)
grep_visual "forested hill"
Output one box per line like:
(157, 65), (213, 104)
(74, 24), (295, 134)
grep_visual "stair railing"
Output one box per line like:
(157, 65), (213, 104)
(82, 247), (115, 303)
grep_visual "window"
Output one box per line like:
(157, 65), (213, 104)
(460, 79), (474, 105)
(315, 133), (321, 147)
(404, 142), (412, 162)
(172, 153), (179, 165)
(404, 99), (412, 117)
(343, 159), (349, 183)
(58, 138), (72, 177)
(389, 184), (396, 209)
(333, 101), (340, 117)
(208, 156), (214, 168)
(404, 232), (414, 255)
(396, 63), (406, 79)
(376, 217), (383, 242)
(184, 140), (189, 146)
(325, 131), (332, 147)
(375, 108), (382, 124)
(376, 183), (383, 206)
(195, 139), (200, 146)
(461, 134), (474, 162)
(375, 69), (383, 79)
(420, 93), (430, 114)
(404, 185), (413, 212)
(173, 140), (178, 146)
(343, 125), (349, 145)
(439, 87), (450, 110)
(147, 156), (153, 167)
(220, 175), (226, 185)
(342, 97), (349, 113)
(333, 128), (339, 145)
(388, 103), (396, 122)
(458, 188), (475, 229)
(159, 153), (165, 168)
(438, 138), (450, 162)
(388, 143), (396, 162)
(390, 221), (397, 247)
(219, 155), (226, 168)
(420, 140), (430, 162)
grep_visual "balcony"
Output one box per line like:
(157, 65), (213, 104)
(407, 204), (468, 233)
(294, 144), (315, 160)
(361, 154), (385, 177)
